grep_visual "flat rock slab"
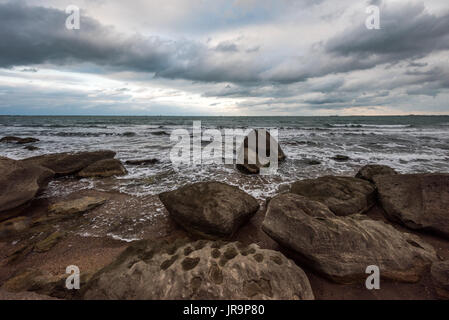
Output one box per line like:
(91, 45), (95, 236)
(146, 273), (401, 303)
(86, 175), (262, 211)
(0, 289), (59, 300)
(77, 159), (127, 178)
(431, 261), (449, 299)
(355, 164), (397, 183)
(291, 176), (375, 216)
(159, 181), (259, 239)
(374, 174), (449, 238)
(34, 231), (67, 252)
(48, 196), (107, 215)
(0, 157), (54, 212)
(21, 150), (116, 176)
(82, 239), (314, 300)
(262, 193), (437, 283)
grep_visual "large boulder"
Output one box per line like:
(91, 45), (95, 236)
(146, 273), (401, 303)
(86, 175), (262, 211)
(236, 129), (286, 174)
(431, 261), (449, 299)
(77, 159), (127, 178)
(355, 164), (397, 183)
(159, 182), (259, 238)
(262, 193), (437, 283)
(291, 176), (375, 216)
(82, 239), (314, 300)
(0, 157), (54, 213)
(374, 174), (449, 238)
(21, 150), (116, 176)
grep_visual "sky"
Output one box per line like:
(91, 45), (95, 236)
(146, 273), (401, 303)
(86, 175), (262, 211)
(0, 0), (448, 116)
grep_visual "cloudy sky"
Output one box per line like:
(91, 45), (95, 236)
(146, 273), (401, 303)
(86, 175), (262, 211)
(0, 0), (448, 116)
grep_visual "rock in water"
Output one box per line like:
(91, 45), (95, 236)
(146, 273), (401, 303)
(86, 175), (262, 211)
(77, 159), (127, 178)
(374, 173), (449, 239)
(0, 136), (39, 144)
(21, 150), (116, 176)
(82, 239), (314, 300)
(290, 176), (375, 216)
(355, 164), (397, 183)
(262, 193), (437, 283)
(236, 129), (286, 174)
(48, 196), (106, 215)
(125, 159), (159, 166)
(159, 182), (259, 238)
(332, 155), (350, 162)
(431, 261), (449, 299)
(0, 157), (54, 212)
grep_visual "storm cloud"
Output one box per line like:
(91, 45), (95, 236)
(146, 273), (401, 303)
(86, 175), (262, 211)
(0, 0), (448, 115)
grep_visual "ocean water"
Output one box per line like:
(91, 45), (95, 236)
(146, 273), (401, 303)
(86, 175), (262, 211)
(1, 115), (449, 200)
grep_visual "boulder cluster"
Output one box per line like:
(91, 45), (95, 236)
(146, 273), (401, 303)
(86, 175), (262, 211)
(1, 132), (448, 300)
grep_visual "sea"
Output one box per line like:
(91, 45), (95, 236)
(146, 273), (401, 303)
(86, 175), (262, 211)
(1, 115), (449, 200)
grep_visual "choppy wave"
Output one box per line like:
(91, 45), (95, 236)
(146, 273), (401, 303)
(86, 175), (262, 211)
(1, 115), (449, 200)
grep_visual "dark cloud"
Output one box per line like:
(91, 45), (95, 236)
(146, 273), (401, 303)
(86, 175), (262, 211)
(0, 1), (449, 114)
(325, 3), (449, 68)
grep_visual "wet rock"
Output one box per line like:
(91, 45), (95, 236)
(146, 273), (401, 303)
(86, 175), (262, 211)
(48, 196), (106, 216)
(262, 193), (437, 283)
(332, 155), (350, 162)
(236, 129), (286, 175)
(22, 150), (116, 176)
(125, 159), (160, 166)
(24, 145), (39, 151)
(82, 239), (314, 300)
(34, 231), (66, 252)
(151, 131), (169, 136)
(0, 157), (54, 212)
(304, 159), (321, 165)
(0, 289), (59, 300)
(1, 268), (88, 299)
(0, 136), (39, 144)
(77, 159), (127, 178)
(159, 182), (259, 238)
(355, 164), (397, 183)
(374, 173), (449, 239)
(291, 176), (375, 216)
(0, 216), (31, 239)
(431, 261), (449, 299)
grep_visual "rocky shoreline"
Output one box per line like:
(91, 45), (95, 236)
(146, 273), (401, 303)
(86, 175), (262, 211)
(1, 136), (448, 300)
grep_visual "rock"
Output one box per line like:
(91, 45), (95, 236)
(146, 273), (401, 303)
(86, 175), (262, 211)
(236, 129), (286, 174)
(374, 173), (449, 239)
(291, 176), (375, 216)
(262, 193), (437, 283)
(332, 155), (350, 162)
(151, 131), (169, 136)
(22, 150), (116, 176)
(125, 159), (160, 166)
(34, 231), (66, 252)
(0, 136), (39, 144)
(159, 182), (259, 238)
(48, 196), (106, 215)
(82, 239), (314, 300)
(0, 216), (31, 239)
(0, 289), (59, 300)
(304, 159), (321, 165)
(24, 145), (39, 151)
(0, 157), (54, 212)
(77, 159), (127, 178)
(355, 164), (397, 183)
(431, 261), (449, 299)
(1, 268), (87, 299)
